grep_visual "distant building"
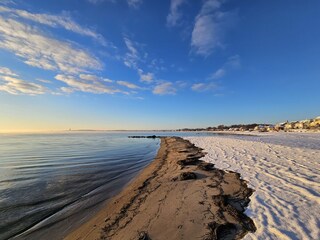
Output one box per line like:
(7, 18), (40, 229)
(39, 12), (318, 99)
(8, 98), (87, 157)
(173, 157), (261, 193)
(266, 125), (275, 132)
(294, 122), (304, 129)
(275, 122), (286, 131)
(310, 117), (320, 128)
(254, 125), (268, 132)
(284, 122), (295, 130)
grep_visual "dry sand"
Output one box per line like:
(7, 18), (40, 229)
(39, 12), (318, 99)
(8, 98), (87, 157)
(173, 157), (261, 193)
(65, 137), (255, 240)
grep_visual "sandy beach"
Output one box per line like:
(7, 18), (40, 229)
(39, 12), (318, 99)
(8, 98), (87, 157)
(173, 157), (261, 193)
(186, 133), (320, 239)
(65, 137), (256, 240)
(1, 1), (319, 239)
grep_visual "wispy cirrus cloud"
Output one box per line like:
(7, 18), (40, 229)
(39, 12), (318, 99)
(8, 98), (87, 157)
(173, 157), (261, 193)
(117, 80), (141, 89)
(138, 69), (154, 83)
(127, 0), (143, 9)
(167, 0), (186, 27)
(0, 67), (18, 77)
(153, 82), (176, 95)
(192, 55), (240, 93)
(123, 37), (156, 84)
(191, 82), (217, 92)
(55, 74), (122, 94)
(37, 79), (52, 84)
(0, 5), (141, 97)
(191, 0), (236, 56)
(78, 74), (113, 83)
(0, 75), (47, 95)
(226, 54), (241, 68)
(87, 0), (141, 9)
(0, 16), (102, 75)
(123, 37), (140, 69)
(0, 66), (46, 95)
(209, 55), (240, 79)
(0, 6), (107, 45)
(211, 68), (225, 79)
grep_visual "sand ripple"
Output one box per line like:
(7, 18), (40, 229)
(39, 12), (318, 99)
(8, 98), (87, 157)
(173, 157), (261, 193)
(186, 134), (320, 240)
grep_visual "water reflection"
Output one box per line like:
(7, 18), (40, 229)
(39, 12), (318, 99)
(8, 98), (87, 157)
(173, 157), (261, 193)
(0, 132), (159, 239)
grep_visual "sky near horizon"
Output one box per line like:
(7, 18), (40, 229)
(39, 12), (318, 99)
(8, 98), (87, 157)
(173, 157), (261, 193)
(0, 0), (319, 132)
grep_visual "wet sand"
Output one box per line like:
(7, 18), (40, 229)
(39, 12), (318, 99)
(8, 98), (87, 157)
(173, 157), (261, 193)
(65, 137), (255, 240)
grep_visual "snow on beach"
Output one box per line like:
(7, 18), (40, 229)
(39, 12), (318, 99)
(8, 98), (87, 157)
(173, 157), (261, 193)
(185, 133), (320, 240)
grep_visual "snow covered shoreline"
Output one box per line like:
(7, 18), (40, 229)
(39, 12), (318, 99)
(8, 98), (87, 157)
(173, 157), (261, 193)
(185, 133), (320, 240)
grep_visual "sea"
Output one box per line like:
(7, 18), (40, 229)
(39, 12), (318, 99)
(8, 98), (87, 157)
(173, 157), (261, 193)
(0, 131), (207, 240)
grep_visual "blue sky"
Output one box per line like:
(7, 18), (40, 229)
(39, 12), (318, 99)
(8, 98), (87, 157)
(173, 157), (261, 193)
(0, 0), (319, 131)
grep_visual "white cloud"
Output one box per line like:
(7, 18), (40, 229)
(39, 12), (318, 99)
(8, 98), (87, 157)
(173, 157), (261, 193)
(153, 82), (176, 95)
(211, 68), (225, 79)
(60, 86), (74, 93)
(0, 16), (102, 74)
(191, 0), (235, 56)
(78, 74), (114, 83)
(191, 82), (217, 92)
(123, 37), (140, 69)
(226, 54), (241, 68)
(0, 6), (106, 45)
(176, 80), (188, 88)
(55, 74), (120, 94)
(140, 72), (154, 83)
(0, 75), (47, 95)
(209, 55), (240, 79)
(137, 69), (153, 83)
(79, 74), (100, 81)
(103, 78), (113, 83)
(127, 0), (143, 9)
(0, 66), (18, 77)
(37, 79), (52, 83)
(167, 0), (186, 27)
(117, 80), (140, 89)
(148, 58), (166, 72)
(123, 37), (156, 84)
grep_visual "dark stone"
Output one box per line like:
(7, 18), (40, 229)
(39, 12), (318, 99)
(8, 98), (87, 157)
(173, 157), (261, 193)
(216, 223), (237, 240)
(179, 172), (197, 181)
(198, 162), (215, 171)
(177, 158), (200, 166)
(241, 216), (257, 232)
(138, 231), (150, 240)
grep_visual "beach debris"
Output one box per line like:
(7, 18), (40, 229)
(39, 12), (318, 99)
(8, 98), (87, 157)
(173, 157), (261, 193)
(211, 194), (256, 234)
(177, 158), (200, 167)
(179, 171), (197, 180)
(216, 223), (238, 240)
(171, 176), (178, 181)
(205, 221), (243, 240)
(177, 150), (206, 169)
(98, 137), (256, 240)
(138, 231), (150, 240)
(198, 162), (215, 171)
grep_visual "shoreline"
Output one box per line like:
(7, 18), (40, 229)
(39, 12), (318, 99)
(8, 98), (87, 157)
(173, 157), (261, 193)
(186, 134), (320, 239)
(65, 137), (256, 240)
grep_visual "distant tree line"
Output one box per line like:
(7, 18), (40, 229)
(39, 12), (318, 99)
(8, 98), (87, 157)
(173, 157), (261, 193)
(177, 123), (270, 132)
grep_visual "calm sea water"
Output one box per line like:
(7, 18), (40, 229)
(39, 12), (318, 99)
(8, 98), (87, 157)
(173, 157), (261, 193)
(0, 131), (206, 240)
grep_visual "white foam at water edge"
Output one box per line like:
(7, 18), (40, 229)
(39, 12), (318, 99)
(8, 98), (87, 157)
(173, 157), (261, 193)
(185, 133), (320, 240)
